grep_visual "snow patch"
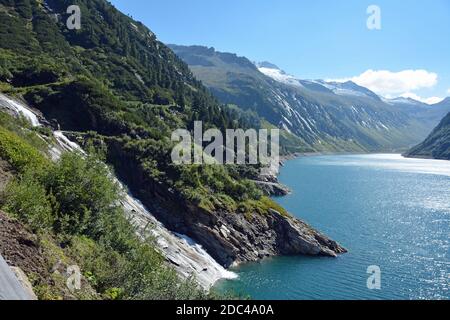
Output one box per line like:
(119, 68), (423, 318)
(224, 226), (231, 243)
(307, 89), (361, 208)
(259, 67), (302, 88)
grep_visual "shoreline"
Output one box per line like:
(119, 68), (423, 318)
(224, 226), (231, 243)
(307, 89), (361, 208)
(280, 150), (410, 162)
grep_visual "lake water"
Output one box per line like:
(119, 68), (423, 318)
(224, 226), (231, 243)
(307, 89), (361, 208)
(215, 154), (450, 300)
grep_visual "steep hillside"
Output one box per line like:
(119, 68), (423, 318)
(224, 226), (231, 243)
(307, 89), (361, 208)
(0, 0), (265, 224)
(0, 0), (345, 288)
(0, 103), (212, 299)
(170, 45), (449, 152)
(405, 110), (450, 160)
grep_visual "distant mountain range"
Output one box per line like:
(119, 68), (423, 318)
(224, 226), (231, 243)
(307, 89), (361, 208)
(169, 45), (450, 153)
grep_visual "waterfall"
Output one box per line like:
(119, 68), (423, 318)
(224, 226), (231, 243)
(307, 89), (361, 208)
(120, 192), (237, 288)
(0, 93), (41, 127)
(0, 93), (237, 289)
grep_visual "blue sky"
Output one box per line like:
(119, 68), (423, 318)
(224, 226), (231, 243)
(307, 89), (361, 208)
(110, 0), (450, 102)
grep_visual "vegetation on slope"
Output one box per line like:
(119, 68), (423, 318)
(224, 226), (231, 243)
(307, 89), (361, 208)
(0, 113), (209, 299)
(0, 0), (294, 298)
(0, 0), (283, 218)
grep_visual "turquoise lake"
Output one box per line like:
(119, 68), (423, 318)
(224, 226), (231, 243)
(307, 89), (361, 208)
(216, 154), (450, 300)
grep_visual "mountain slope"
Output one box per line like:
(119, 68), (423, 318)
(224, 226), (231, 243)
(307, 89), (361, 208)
(0, 0), (345, 281)
(170, 45), (449, 152)
(0, 100), (211, 299)
(405, 108), (450, 160)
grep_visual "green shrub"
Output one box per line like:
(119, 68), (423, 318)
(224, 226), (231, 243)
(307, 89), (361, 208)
(0, 126), (47, 172)
(2, 171), (54, 230)
(43, 152), (120, 236)
(0, 111), (51, 152)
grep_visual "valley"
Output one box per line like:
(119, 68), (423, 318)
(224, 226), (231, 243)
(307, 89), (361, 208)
(170, 45), (450, 154)
(0, 0), (448, 301)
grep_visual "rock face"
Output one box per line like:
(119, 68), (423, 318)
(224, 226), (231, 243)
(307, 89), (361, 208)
(106, 141), (346, 268)
(253, 180), (291, 196)
(10, 267), (38, 300)
(153, 199), (346, 268)
(0, 254), (34, 300)
(253, 161), (291, 196)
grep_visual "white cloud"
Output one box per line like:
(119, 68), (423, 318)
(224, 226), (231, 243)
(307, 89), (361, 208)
(447, 88), (450, 94)
(329, 69), (438, 96)
(328, 69), (445, 104)
(399, 92), (444, 105)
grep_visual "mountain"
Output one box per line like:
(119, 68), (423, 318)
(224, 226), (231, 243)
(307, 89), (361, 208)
(405, 100), (450, 160)
(0, 0), (346, 298)
(170, 45), (450, 152)
(313, 80), (382, 101)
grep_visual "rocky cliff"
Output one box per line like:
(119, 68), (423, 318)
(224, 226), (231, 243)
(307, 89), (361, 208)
(104, 139), (346, 268)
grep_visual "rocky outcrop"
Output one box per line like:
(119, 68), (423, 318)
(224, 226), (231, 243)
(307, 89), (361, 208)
(253, 180), (291, 196)
(105, 140), (346, 268)
(179, 206), (346, 267)
(0, 254), (34, 300)
(10, 267), (38, 300)
(253, 160), (291, 196)
(269, 210), (346, 257)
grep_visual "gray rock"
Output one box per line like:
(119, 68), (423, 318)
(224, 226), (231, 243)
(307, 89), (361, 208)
(141, 193), (347, 268)
(0, 255), (35, 300)
(253, 180), (291, 196)
(10, 267), (38, 300)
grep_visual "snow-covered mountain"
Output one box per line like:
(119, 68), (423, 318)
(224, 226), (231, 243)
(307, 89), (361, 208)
(313, 80), (382, 101)
(257, 63), (303, 88)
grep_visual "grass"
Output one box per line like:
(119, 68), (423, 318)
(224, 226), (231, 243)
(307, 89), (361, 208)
(0, 125), (48, 173)
(239, 196), (289, 219)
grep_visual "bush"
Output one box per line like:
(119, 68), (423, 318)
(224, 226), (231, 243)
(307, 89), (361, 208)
(0, 112), (51, 152)
(0, 126), (47, 172)
(43, 152), (120, 237)
(2, 171), (54, 230)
